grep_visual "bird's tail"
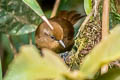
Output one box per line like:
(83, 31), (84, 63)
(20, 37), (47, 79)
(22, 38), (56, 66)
(57, 11), (86, 25)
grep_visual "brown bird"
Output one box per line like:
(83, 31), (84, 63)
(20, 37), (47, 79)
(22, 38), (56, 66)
(35, 11), (84, 53)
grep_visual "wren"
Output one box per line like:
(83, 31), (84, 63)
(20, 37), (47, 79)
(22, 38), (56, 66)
(35, 11), (84, 53)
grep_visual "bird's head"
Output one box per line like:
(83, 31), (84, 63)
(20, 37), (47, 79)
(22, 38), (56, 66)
(35, 19), (66, 52)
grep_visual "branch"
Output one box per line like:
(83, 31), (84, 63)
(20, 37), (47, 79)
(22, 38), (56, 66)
(51, 0), (61, 18)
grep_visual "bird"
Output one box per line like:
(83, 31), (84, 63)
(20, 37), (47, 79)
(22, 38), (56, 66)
(35, 10), (85, 53)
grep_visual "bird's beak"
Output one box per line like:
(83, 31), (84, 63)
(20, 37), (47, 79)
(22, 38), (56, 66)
(58, 40), (66, 48)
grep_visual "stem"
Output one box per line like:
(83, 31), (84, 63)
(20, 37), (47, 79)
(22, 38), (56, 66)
(101, 0), (110, 74)
(51, 0), (61, 18)
(102, 0), (110, 40)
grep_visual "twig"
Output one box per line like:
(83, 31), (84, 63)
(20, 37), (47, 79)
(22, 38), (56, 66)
(51, 0), (61, 18)
(101, 0), (110, 74)
(7, 35), (17, 57)
(94, 0), (99, 17)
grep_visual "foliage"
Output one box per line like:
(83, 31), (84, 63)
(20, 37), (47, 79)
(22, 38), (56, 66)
(3, 25), (120, 80)
(9, 24), (37, 35)
(3, 45), (84, 80)
(0, 0), (40, 35)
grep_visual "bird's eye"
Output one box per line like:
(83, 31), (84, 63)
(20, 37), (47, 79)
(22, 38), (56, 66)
(50, 35), (56, 40)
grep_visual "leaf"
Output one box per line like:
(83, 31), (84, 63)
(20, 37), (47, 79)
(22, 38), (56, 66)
(4, 45), (68, 80)
(16, 24), (37, 35)
(9, 24), (37, 35)
(84, 0), (92, 15)
(23, 0), (44, 17)
(80, 25), (120, 79)
(96, 68), (120, 80)
(41, 48), (68, 71)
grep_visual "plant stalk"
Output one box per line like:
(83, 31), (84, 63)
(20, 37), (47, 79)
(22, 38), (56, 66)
(102, 0), (110, 40)
(51, 0), (61, 18)
(101, 0), (110, 74)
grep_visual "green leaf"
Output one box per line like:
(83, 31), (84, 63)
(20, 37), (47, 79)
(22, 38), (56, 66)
(16, 24), (37, 35)
(96, 68), (120, 80)
(41, 48), (68, 71)
(84, 0), (92, 15)
(80, 25), (120, 79)
(9, 24), (37, 35)
(23, 0), (44, 17)
(4, 45), (68, 80)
